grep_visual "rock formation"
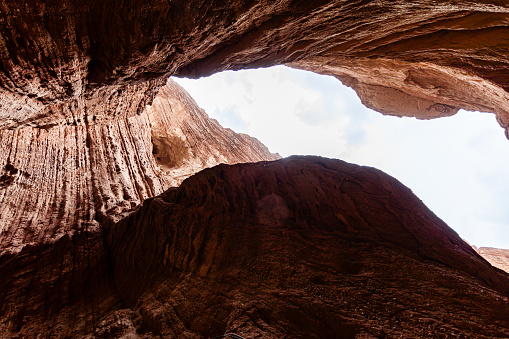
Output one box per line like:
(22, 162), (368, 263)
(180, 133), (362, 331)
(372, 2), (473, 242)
(475, 247), (509, 274)
(104, 156), (509, 338)
(0, 1), (508, 134)
(147, 79), (280, 187)
(0, 78), (278, 255)
(0, 79), (278, 337)
(1, 0), (509, 338)
(5, 156), (508, 338)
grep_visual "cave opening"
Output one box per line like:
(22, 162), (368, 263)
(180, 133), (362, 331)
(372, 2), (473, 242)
(174, 65), (509, 250)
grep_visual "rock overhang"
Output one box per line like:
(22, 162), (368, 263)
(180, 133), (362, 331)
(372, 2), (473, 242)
(0, 0), (508, 134)
(1, 2), (509, 336)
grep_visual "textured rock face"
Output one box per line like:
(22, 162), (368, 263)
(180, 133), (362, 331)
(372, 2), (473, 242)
(476, 247), (509, 273)
(0, 78), (278, 338)
(1, 1), (509, 338)
(147, 79), (280, 187)
(104, 157), (509, 338)
(0, 78), (277, 255)
(0, 1), (508, 134)
(3, 156), (508, 338)
(288, 57), (509, 123)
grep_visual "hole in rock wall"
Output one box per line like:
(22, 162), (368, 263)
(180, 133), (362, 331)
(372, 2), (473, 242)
(174, 65), (509, 250)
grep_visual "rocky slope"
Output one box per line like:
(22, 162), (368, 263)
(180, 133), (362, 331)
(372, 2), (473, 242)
(2, 156), (508, 338)
(104, 156), (508, 338)
(476, 247), (509, 273)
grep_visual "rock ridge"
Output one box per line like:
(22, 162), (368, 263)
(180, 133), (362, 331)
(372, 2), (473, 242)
(104, 156), (509, 338)
(475, 246), (509, 274)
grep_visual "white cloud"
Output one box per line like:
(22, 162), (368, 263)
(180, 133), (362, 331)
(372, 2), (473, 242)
(174, 66), (509, 249)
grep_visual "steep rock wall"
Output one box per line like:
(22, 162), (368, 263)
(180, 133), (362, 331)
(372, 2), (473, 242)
(476, 247), (509, 273)
(147, 79), (280, 186)
(3, 156), (509, 337)
(1, 0), (507, 255)
(1, 1), (509, 337)
(0, 78), (277, 255)
(0, 78), (279, 337)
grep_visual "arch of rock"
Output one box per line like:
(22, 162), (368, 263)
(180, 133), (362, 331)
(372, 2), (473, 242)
(1, 0), (508, 242)
(2, 1), (509, 130)
(1, 1), (509, 338)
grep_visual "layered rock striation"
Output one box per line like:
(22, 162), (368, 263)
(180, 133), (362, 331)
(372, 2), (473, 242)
(0, 79), (278, 337)
(1, 1), (509, 338)
(0, 1), (508, 134)
(147, 79), (280, 187)
(0, 78), (278, 255)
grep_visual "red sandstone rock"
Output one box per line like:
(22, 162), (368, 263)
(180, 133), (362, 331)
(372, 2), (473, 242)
(0, 79), (277, 255)
(147, 79), (280, 187)
(0, 1), (508, 135)
(105, 156), (509, 338)
(0, 79), (278, 338)
(1, 2), (509, 338)
(476, 247), (509, 274)
(3, 156), (508, 337)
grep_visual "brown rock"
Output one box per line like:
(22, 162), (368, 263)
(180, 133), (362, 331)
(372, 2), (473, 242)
(0, 1), (508, 134)
(288, 57), (509, 120)
(0, 79), (278, 337)
(1, 2), (509, 338)
(147, 79), (280, 187)
(0, 78), (277, 255)
(105, 156), (509, 338)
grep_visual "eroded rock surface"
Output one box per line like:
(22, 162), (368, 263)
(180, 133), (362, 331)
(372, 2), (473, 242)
(148, 79), (280, 187)
(0, 79), (278, 337)
(0, 78), (277, 255)
(105, 156), (509, 338)
(289, 57), (509, 124)
(0, 1), (508, 135)
(1, 1), (509, 338)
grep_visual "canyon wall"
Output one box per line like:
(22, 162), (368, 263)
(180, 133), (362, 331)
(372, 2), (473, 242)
(476, 247), (509, 273)
(1, 0), (509, 337)
(0, 78), (278, 255)
(2, 156), (509, 338)
(0, 79), (278, 337)
(0, 1), (508, 133)
(95, 157), (509, 337)
(0, 0), (507, 253)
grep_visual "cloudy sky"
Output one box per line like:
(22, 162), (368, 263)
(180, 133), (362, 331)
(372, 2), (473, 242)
(173, 65), (509, 250)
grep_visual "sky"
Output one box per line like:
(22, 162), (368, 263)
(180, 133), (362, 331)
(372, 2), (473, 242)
(173, 65), (509, 250)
